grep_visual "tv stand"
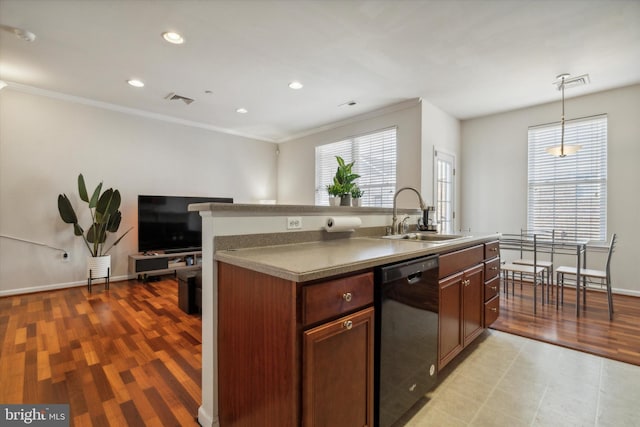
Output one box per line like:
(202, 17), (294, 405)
(129, 250), (202, 282)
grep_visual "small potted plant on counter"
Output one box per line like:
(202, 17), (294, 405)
(326, 183), (343, 206)
(334, 156), (360, 206)
(351, 186), (364, 207)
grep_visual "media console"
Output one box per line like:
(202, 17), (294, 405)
(129, 250), (202, 281)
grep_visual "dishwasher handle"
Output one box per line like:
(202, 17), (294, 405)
(407, 272), (423, 284)
(379, 255), (439, 284)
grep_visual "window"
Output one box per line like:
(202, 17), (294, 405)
(527, 114), (607, 241)
(434, 150), (455, 234)
(315, 127), (397, 207)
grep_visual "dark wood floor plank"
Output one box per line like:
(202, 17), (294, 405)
(0, 278), (202, 426)
(491, 279), (640, 366)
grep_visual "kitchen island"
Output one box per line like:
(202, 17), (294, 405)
(189, 203), (499, 427)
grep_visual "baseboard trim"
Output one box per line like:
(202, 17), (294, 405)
(197, 406), (219, 427)
(0, 274), (131, 297)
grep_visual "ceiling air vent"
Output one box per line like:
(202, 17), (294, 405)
(165, 92), (194, 105)
(554, 74), (590, 90)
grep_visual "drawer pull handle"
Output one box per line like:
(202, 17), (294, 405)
(491, 286), (498, 291)
(342, 292), (352, 302)
(490, 307), (498, 312)
(463, 279), (471, 286)
(343, 320), (353, 330)
(491, 266), (498, 271)
(491, 247), (498, 252)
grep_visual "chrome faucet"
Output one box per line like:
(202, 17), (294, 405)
(392, 187), (427, 234)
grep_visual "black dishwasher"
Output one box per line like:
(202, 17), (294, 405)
(375, 255), (439, 427)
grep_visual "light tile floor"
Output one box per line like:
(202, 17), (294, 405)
(405, 330), (640, 427)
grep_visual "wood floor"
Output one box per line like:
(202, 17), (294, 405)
(491, 279), (640, 366)
(0, 278), (202, 427)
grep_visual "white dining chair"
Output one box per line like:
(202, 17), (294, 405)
(556, 234), (617, 320)
(500, 233), (548, 314)
(512, 229), (555, 302)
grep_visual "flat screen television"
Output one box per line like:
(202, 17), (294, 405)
(137, 195), (233, 253)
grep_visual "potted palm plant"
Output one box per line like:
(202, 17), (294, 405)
(57, 174), (132, 285)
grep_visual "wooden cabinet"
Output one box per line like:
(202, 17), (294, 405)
(218, 262), (374, 427)
(437, 241), (501, 370)
(483, 240), (500, 327)
(462, 264), (484, 346)
(438, 271), (463, 368)
(303, 307), (374, 427)
(438, 262), (484, 370)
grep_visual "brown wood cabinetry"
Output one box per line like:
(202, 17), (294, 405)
(483, 240), (501, 327)
(218, 262), (374, 427)
(303, 307), (374, 427)
(437, 241), (501, 370)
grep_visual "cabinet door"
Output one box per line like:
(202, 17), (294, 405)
(462, 265), (484, 346)
(303, 307), (374, 427)
(438, 272), (463, 370)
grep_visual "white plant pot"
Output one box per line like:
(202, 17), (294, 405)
(352, 198), (361, 207)
(87, 255), (111, 279)
(329, 196), (340, 206)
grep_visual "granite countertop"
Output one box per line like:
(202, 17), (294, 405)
(215, 234), (499, 282)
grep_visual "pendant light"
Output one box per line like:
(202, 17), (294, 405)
(546, 74), (582, 157)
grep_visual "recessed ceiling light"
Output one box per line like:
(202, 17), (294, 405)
(162, 31), (184, 44)
(12, 27), (36, 42)
(288, 81), (303, 90)
(236, 108), (248, 114)
(127, 79), (145, 88)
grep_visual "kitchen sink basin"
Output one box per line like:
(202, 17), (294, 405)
(382, 232), (469, 242)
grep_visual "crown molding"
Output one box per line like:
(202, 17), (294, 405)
(4, 81), (278, 143)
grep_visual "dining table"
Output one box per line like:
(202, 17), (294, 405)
(500, 232), (589, 316)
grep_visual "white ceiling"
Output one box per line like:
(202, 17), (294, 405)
(1, 0), (639, 142)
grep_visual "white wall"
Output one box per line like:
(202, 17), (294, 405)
(420, 99), (461, 230)
(0, 88), (278, 295)
(277, 101), (424, 208)
(461, 84), (640, 294)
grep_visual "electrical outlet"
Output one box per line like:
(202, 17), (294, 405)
(62, 252), (71, 262)
(287, 217), (302, 230)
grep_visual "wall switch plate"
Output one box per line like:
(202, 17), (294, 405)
(287, 217), (302, 230)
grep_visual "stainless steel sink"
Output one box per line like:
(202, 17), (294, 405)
(382, 232), (469, 242)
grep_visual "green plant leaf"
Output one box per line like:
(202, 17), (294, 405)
(86, 223), (107, 244)
(78, 174), (88, 203)
(88, 182), (103, 208)
(106, 210), (122, 232)
(73, 223), (84, 236)
(57, 194), (78, 224)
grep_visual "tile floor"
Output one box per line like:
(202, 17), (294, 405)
(404, 330), (640, 427)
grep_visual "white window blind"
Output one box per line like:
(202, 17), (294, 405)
(315, 127), (397, 207)
(527, 114), (607, 241)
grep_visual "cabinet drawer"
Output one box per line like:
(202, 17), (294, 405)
(439, 245), (484, 279)
(484, 275), (500, 301)
(484, 295), (500, 326)
(303, 272), (373, 326)
(484, 241), (500, 260)
(484, 257), (500, 281)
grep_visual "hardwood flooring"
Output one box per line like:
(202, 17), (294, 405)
(491, 279), (640, 366)
(0, 278), (202, 426)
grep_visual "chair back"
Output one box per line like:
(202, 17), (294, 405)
(605, 233), (617, 277)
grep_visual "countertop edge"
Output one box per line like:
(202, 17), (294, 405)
(215, 234), (500, 282)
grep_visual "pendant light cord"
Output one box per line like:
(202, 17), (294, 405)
(560, 76), (566, 157)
